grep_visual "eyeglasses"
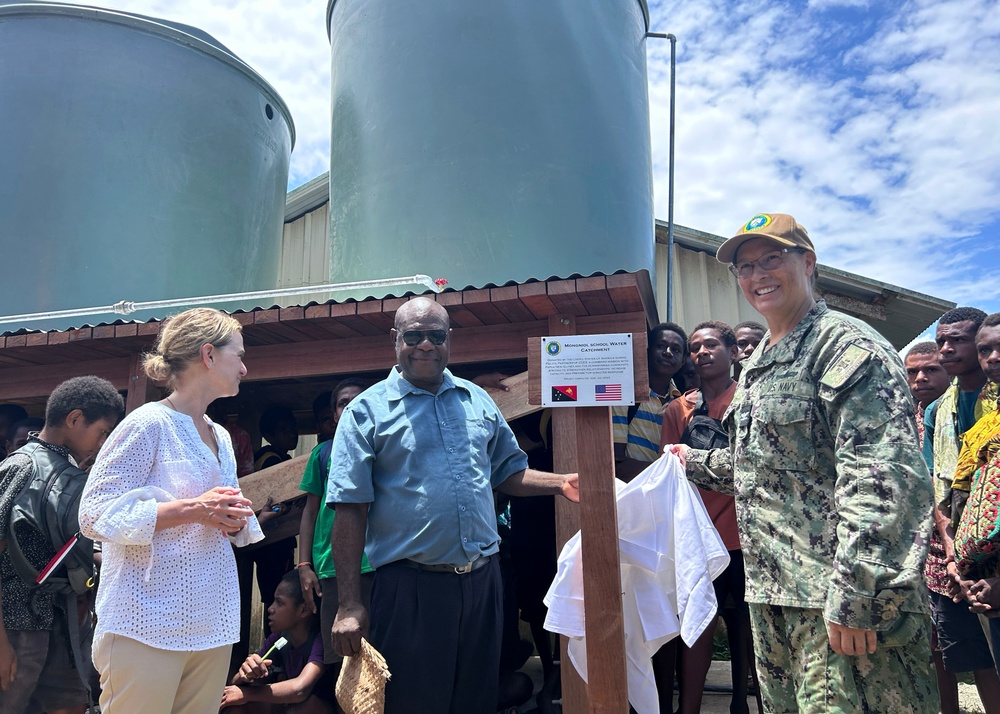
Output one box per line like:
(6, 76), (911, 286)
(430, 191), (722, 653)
(729, 248), (804, 280)
(400, 329), (448, 346)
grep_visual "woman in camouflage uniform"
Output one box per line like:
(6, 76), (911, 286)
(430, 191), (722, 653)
(672, 213), (937, 713)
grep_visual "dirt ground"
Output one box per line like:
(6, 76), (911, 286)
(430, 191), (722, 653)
(521, 658), (989, 713)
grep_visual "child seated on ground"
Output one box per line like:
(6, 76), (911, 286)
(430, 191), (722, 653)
(221, 571), (336, 713)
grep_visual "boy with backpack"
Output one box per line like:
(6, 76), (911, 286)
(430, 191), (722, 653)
(0, 375), (123, 714)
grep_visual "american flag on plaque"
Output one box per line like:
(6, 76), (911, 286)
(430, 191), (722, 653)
(595, 384), (622, 401)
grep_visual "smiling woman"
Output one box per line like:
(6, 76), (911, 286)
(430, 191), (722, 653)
(678, 212), (939, 713)
(79, 308), (265, 714)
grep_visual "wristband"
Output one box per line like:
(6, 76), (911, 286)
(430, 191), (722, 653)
(296, 561), (313, 570)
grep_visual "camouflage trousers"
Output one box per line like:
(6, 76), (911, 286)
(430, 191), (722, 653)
(749, 603), (938, 713)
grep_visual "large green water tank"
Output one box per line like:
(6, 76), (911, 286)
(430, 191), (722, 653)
(0, 2), (294, 333)
(327, 0), (654, 297)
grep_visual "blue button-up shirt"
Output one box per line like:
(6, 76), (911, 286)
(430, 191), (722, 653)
(326, 367), (529, 568)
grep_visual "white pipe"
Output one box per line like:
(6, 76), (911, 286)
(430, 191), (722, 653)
(0, 274), (444, 327)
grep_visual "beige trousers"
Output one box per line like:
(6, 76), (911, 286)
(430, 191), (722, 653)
(92, 632), (231, 714)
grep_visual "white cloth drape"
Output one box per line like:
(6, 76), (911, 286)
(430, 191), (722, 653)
(544, 453), (730, 713)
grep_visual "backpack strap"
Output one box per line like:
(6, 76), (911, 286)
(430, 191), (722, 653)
(319, 439), (334, 479)
(7, 443), (92, 593)
(60, 592), (93, 705)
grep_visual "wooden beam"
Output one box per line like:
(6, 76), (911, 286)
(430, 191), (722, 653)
(547, 280), (589, 316)
(436, 291), (485, 328)
(576, 276), (617, 316)
(0, 357), (131, 401)
(330, 303), (384, 336)
(491, 285), (536, 323)
(575, 407), (628, 713)
(124, 353), (160, 414)
(357, 300), (397, 332)
(238, 453), (310, 508)
(547, 314), (589, 714)
(519, 282), (559, 319)
(462, 289), (509, 325)
(481, 372), (540, 423)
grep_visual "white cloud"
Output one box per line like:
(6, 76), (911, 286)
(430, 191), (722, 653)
(648, 0), (1000, 311)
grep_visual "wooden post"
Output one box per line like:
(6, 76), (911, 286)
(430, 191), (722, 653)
(548, 315), (590, 713)
(543, 314), (629, 714)
(575, 406), (628, 713)
(124, 352), (160, 414)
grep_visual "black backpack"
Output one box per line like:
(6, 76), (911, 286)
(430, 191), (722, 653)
(7, 441), (94, 595)
(6, 441), (95, 697)
(680, 392), (730, 451)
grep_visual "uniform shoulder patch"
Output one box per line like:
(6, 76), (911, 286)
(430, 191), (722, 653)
(820, 344), (872, 390)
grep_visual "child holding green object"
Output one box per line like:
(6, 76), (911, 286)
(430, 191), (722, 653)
(221, 570), (335, 713)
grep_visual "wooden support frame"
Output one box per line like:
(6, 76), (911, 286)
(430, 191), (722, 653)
(529, 313), (651, 713)
(0, 273), (659, 712)
(124, 353), (161, 414)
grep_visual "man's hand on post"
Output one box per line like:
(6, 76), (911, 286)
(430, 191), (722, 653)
(332, 603), (369, 657)
(561, 473), (579, 502)
(827, 621), (877, 656)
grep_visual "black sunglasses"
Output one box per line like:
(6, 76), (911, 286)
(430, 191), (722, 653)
(400, 329), (448, 346)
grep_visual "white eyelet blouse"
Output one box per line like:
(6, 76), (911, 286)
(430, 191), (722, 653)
(80, 402), (264, 651)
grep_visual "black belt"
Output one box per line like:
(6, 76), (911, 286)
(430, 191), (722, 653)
(397, 555), (491, 574)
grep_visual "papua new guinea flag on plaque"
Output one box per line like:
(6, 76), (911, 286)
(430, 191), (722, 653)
(551, 385), (578, 402)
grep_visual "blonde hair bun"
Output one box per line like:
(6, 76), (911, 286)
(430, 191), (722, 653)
(143, 307), (242, 387)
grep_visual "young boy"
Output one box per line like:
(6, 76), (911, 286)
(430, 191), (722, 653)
(658, 320), (758, 714)
(222, 571), (335, 713)
(4, 417), (44, 456)
(297, 379), (374, 667)
(0, 376), (123, 714)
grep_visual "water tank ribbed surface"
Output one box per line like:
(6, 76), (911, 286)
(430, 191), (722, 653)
(0, 2), (294, 332)
(327, 0), (654, 298)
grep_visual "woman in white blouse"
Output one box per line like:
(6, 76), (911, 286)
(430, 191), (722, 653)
(80, 308), (265, 714)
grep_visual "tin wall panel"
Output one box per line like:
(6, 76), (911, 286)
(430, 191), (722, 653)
(654, 243), (765, 331)
(278, 204), (332, 306)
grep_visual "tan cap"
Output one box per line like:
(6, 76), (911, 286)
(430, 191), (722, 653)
(716, 213), (815, 264)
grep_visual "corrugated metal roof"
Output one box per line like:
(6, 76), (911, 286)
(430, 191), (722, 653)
(658, 221), (954, 349)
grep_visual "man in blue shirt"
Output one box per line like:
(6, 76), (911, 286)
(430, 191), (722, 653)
(327, 297), (578, 713)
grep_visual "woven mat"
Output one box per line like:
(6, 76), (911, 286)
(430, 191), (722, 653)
(335, 637), (391, 714)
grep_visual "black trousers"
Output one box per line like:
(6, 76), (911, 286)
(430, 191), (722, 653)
(370, 558), (502, 714)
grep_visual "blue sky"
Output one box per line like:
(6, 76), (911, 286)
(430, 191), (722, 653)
(113, 0), (1000, 339)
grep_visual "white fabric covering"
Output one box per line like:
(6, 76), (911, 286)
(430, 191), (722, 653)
(544, 453), (729, 713)
(80, 402), (263, 651)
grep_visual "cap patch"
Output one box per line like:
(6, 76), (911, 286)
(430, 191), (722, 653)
(744, 214), (773, 232)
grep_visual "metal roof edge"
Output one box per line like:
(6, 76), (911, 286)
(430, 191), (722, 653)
(284, 172), (330, 223)
(654, 219), (955, 312)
